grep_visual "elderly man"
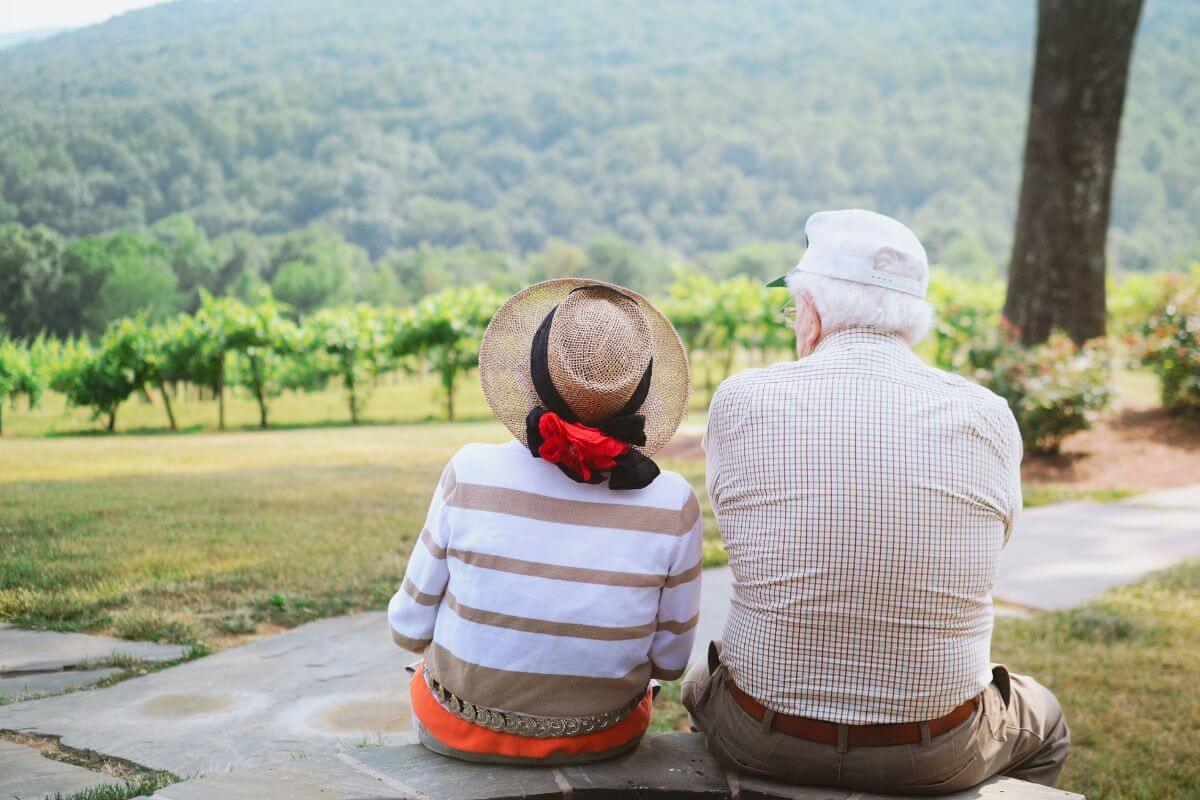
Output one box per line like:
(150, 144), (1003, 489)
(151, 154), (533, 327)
(684, 210), (1070, 794)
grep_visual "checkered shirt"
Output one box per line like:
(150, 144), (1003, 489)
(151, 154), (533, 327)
(704, 328), (1022, 724)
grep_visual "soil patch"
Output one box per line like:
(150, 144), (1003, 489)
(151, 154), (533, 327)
(1022, 407), (1200, 491)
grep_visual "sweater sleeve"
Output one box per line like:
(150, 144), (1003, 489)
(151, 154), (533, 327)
(649, 490), (704, 680)
(387, 459), (455, 652)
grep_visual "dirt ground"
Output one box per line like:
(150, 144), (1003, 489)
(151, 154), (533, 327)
(662, 406), (1200, 493)
(1022, 406), (1200, 491)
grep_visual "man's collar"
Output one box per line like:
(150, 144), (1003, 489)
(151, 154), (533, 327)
(811, 327), (913, 357)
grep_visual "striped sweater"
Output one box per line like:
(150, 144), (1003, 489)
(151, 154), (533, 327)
(388, 439), (703, 718)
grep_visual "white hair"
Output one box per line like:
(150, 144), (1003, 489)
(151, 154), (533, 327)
(787, 272), (934, 345)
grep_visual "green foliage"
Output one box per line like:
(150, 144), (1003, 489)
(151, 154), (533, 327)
(304, 306), (391, 422)
(660, 271), (790, 392)
(0, 336), (31, 433)
(923, 270), (1005, 372)
(222, 291), (298, 429)
(973, 329), (1113, 454)
(0, 222), (67, 338)
(0, 1), (1196, 272)
(64, 231), (180, 335)
(57, 318), (161, 431)
(401, 285), (505, 420)
(1133, 267), (1200, 415)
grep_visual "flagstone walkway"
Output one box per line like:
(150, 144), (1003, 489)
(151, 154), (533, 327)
(2, 488), (1197, 797)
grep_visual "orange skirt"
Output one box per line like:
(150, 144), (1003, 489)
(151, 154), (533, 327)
(409, 668), (653, 761)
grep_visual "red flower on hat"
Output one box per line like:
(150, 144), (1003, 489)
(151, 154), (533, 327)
(537, 412), (629, 481)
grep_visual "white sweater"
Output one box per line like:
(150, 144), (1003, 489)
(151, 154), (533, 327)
(389, 440), (703, 717)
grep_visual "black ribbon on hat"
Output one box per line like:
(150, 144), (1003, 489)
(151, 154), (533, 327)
(524, 293), (660, 490)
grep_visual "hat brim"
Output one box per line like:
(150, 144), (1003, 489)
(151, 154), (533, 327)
(478, 278), (691, 458)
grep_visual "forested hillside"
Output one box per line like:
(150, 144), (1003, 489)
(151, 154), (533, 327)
(0, 0), (1198, 272)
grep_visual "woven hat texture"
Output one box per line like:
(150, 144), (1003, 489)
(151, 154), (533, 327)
(479, 279), (690, 457)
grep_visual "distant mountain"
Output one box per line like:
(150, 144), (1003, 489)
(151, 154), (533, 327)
(0, 27), (69, 50)
(0, 0), (1196, 271)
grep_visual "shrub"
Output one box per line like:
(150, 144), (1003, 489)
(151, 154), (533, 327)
(923, 270), (1004, 372)
(972, 327), (1112, 455)
(1134, 267), (1200, 416)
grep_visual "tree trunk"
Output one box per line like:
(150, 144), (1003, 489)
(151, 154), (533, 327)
(106, 409), (117, 432)
(158, 382), (177, 432)
(1004, 0), (1143, 345)
(217, 359), (226, 431)
(250, 357), (268, 429)
(347, 374), (359, 424)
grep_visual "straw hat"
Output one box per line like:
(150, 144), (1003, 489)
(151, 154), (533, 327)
(479, 279), (690, 458)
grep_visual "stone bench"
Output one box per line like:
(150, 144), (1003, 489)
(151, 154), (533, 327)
(152, 732), (1083, 800)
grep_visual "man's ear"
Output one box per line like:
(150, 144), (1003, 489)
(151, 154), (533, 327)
(799, 290), (821, 349)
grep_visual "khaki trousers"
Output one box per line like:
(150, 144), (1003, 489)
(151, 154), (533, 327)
(681, 642), (1070, 795)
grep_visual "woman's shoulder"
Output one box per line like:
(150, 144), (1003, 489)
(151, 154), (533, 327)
(644, 468), (700, 511)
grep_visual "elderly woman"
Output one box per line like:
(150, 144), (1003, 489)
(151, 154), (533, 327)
(388, 280), (702, 765)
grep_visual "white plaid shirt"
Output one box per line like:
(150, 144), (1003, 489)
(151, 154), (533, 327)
(704, 328), (1022, 724)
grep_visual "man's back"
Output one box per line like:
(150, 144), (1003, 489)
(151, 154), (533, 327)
(705, 327), (1023, 724)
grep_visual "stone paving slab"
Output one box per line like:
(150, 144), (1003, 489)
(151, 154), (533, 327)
(0, 739), (126, 800)
(153, 753), (394, 800)
(147, 734), (1082, 800)
(0, 667), (123, 701)
(995, 502), (1200, 610)
(0, 612), (416, 777)
(0, 623), (187, 673)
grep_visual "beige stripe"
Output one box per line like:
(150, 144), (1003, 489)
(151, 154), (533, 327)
(440, 462), (457, 502)
(391, 629), (431, 652)
(663, 560), (703, 588)
(656, 612), (700, 635)
(680, 492), (701, 534)
(451, 482), (688, 535)
(426, 642), (650, 716)
(419, 528), (447, 559)
(447, 547), (664, 588)
(445, 593), (655, 641)
(402, 577), (441, 606)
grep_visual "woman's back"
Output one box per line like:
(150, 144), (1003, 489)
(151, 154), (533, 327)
(390, 440), (702, 718)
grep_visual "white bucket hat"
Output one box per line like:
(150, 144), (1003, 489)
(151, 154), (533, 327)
(767, 209), (929, 299)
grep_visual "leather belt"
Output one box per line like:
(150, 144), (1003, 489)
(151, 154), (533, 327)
(726, 680), (978, 747)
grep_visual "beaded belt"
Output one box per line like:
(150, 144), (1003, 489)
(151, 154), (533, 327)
(422, 667), (644, 739)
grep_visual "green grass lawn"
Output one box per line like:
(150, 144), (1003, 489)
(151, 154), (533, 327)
(3, 415), (1196, 798)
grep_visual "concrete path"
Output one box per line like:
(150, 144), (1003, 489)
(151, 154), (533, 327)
(994, 501), (1200, 610)
(0, 612), (416, 777)
(0, 623), (187, 673)
(1, 667), (123, 702)
(0, 739), (126, 799)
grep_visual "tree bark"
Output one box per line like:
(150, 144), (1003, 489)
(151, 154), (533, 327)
(106, 410), (117, 432)
(158, 382), (177, 432)
(1004, 0), (1143, 345)
(216, 359), (226, 431)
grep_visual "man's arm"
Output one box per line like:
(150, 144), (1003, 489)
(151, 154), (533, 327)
(387, 461), (455, 652)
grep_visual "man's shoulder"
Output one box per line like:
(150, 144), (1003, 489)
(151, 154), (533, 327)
(712, 362), (803, 406)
